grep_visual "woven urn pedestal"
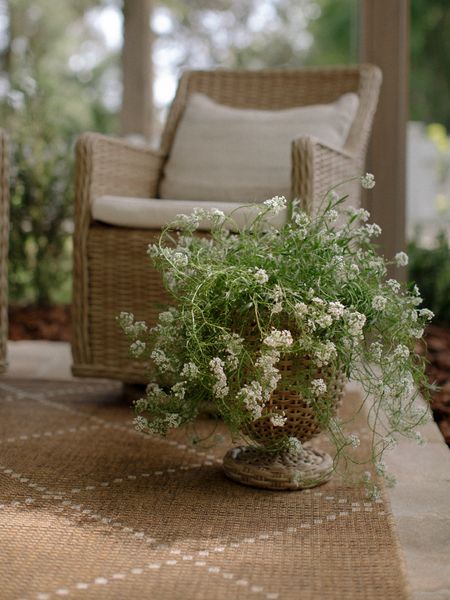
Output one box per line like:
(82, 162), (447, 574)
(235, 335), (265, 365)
(223, 356), (346, 491)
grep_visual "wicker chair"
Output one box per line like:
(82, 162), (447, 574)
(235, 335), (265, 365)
(0, 130), (9, 373)
(72, 65), (382, 383)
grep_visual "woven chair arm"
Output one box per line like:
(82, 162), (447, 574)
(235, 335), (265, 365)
(291, 136), (360, 213)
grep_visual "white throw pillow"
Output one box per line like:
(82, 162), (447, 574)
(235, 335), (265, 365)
(159, 92), (359, 203)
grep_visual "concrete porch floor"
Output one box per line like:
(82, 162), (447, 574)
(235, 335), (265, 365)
(2, 340), (450, 600)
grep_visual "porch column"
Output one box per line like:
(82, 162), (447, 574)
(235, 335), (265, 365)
(121, 0), (153, 140)
(361, 0), (409, 272)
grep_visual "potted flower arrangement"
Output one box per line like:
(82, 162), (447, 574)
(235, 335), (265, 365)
(119, 175), (433, 496)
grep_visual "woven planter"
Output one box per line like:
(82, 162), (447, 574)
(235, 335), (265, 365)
(223, 354), (346, 490)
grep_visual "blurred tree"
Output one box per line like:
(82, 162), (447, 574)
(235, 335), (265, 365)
(410, 0), (450, 129)
(0, 0), (120, 305)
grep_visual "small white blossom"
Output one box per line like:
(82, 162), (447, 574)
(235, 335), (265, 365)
(372, 295), (387, 311)
(209, 357), (229, 399)
(346, 311), (366, 337)
(315, 314), (333, 329)
(173, 252), (189, 268)
(387, 279), (401, 293)
(254, 268), (269, 285)
(294, 302), (308, 318)
(393, 344), (410, 361)
(263, 195), (287, 214)
(311, 378), (327, 396)
(315, 340), (337, 367)
(130, 340), (146, 357)
(286, 437), (303, 453)
(419, 308), (434, 320)
(361, 173), (375, 189)
(237, 381), (264, 420)
(134, 415), (148, 432)
(151, 348), (173, 373)
(263, 328), (293, 348)
(328, 301), (345, 319)
(326, 209), (338, 223)
(270, 414), (287, 427)
(370, 341), (383, 361)
(394, 251), (409, 267)
(347, 263), (360, 280)
(171, 382), (186, 400)
(180, 362), (199, 380)
(411, 327), (424, 338)
(348, 434), (360, 448)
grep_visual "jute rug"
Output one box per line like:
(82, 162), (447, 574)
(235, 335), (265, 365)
(0, 379), (411, 600)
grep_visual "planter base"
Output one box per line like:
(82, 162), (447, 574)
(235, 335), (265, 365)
(223, 445), (333, 490)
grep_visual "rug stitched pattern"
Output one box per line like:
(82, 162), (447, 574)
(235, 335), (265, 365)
(0, 380), (411, 600)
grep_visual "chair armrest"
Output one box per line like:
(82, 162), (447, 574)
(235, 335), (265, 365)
(72, 133), (165, 365)
(291, 136), (361, 213)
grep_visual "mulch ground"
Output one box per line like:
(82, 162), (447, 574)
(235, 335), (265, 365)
(7, 304), (450, 446)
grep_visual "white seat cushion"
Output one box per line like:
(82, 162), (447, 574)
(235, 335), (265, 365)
(159, 92), (359, 203)
(92, 196), (288, 231)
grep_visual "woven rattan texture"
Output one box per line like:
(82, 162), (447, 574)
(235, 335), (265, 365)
(71, 66), (382, 383)
(0, 131), (9, 373)
(0, 380), (410, 600)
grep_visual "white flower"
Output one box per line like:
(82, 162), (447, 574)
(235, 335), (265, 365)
(237, 381), (264, 420)
(315, 340), (337, 367)
(348, 434), (360, 448)
(130, 340), (146, 357)
(372, 295), (387, 311)
(209, 357), (229, 399)
(326, 209), (338, 223)
(270, 414), (287, 427)
(347, 263), (360, 280)
(254, 268), (269, 284)
(411, 327), (424, 338)
(394, 251), (409, 267)
(370, 341), (383, 361)
(346, 311), (366, 336)
(255, 349), (281, 400)
(146, 382), (163, 397)
(286, 437), (302, 453)
(263, 195), (287, 214)
(270, 285), (283, 315)
(221, 332), (244, 370)
(166, 413), (183, 428)
(181, 362), (199, 380)
(171, 382), (186, 400)
(159, 308), (178, 325)
(312, 297), (325, 306)
(173, 252), (189, 268)
(387, 279), (401, 293)
(315, 314), (333, 329)
(263, 328), (293, 348)
(328, 301), (345, 319)
(151, 348), (173, 373)
(419, 308), (434, 320)
(294, 302), (308, 318)
(393, 344), (410, 361)
(361, 173), (375, 189)
(375, 461), (386, 475)
(174, 213), (200, 229)
(134, 415), (148, 432)
(293, 211), (310, 227)
(311, 378), (327, 396)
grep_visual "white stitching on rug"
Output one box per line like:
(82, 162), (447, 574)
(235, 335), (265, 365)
(0, 382), (223, 464)
(1, 469), (386, 600)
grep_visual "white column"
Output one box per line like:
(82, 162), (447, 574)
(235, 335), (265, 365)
(361, 0), (409, 273)
(121, 0), (153, 140)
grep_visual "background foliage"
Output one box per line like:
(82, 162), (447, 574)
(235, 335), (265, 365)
(1, 0), (449, 307)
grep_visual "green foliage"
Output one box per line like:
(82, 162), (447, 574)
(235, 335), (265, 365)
(1, 0), (119, 305)
(119, 184), (432, 493)
(408, 232), (450, 325)
(410, 0), (450, 129)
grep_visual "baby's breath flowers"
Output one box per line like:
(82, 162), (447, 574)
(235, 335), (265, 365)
(118, 178), (433, 494)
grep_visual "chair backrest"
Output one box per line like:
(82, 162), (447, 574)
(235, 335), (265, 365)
(160, 65), (382, 160)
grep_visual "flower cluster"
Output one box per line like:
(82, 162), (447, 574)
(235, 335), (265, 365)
(119, 173), (433, 492)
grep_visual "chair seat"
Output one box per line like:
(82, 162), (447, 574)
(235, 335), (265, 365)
(92, 195), (288, 231)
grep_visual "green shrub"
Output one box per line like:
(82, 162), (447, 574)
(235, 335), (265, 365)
(408, 231), (450, 325)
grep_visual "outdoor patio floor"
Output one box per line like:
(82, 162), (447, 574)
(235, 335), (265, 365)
(3, 340), (450, 600)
